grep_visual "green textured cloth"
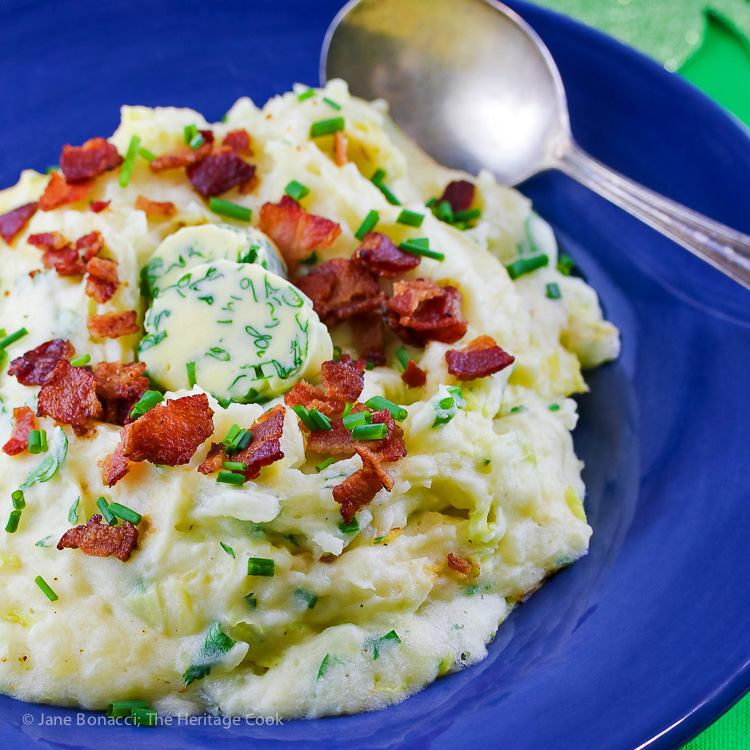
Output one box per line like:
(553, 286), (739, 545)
(531, 1), (750, 746)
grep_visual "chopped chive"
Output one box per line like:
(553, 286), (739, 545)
(217, 471), (246, 486)
(557, 253), (576, 276)
(546, 282), (562, 300)
(338, 517), (359, 534)
(0, 328), (28, 349)
(70, 353), (91, 367)
(225, 428), (251, 454)
(365, 360), (375, 371)
(28, 430), (42, 455)
(220, 542), (236, 558)
(68, 498), (79, 524)
(301, 250), (318, 265)
(343, 410), (372, 430)
(453, 208), (482, 222)
(365, 396), (407, 422)
(107, 700), (149, 719)
(371, 168), (386, 186)
(11, 490), (25, 510)
(297, 88), (315, 101)
(223, 460), (248, 472)
(352, 423), (388, 440)
(322, 97), (341, 110)
(296, 588), (318, 609)
(35, 536), (54, 547)
(131, 707), (158, 727)
(425, 197), (438, 208)
(505, 254), (549, 280)
(332, 346), (343, 362)
(208, 196), (252, 221)
(315, 457), (336, 473)
(396, 209), (424, 228)
(97, 497), (117, 526)
(373, 630), (401, 660)
(129, 390), (163, 420)
(310, 117), (345, 138)
(184, 124), (197, 144)
(222, 424), (240, 446)
(399, 240), (444, 261)
(189, 132), (205, 149)
(247, 557), (275, 576)
(292, 404), (318, 431)
(137, 146), (156, 163)
(548, 403), (561, 412)
(46, 165), (58, 174)
(436, 201), (454, 223)
(119, 135), (141, 188)
(39, 429), (48, 452)
(35, 575), (58, 602)
(395, 346), (410, 371)
(355, 209), (380, 240)
(309, 408), (332, 431)
(371, 170), (401, 205)
(510, 405), (528, 414)
(108, 502), (142, 526)
(245, 592), (258, 608)
(285, 180), (310, 201)
(342, 402), (353, 418)
(186, 361), (196, 387)
(5, 510), (21, 533)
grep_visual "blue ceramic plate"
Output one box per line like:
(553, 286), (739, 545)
(1, 2), (749, 748)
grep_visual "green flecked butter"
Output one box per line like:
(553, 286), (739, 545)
(139, 259), (332, 402)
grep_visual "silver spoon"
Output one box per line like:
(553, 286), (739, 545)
(321, 0), (750, 290)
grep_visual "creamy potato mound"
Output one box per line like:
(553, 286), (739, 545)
(0, 80), (619, 718)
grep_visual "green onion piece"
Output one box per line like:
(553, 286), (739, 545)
(557, 253), (576, 276)
(184, 124), (197, 144)
(11, 490), (25, 510)
(189, 132), (205, 149)
(208, 196), (252, 221)
(301, 250), (318, 265)
(39, 429), (48, 453)
(510, 405), (528, 414)
(131, 707), (158, 727)
(46, 165), (58, 174)
(365, 396), (407, 422)
(35, 536), (53, 547)
(343, 410), (372, 430)
(223, 427), (252, 455)
(35, 575), (58, 602)
(0, 329), (5, 338)
(109, 502), (142, 526)
(395, 346), (410, 371)
(322, 97), (341, 110)
(137, 146), (156, 163)
(352, 423), (388, 440)
(129, 390), (164, 420)
(70, 353), (91, 367)
(245, 592), (257, 608)
(342, 402), (353, 418)
(97, 497), (117, 526)
(28, 430), (42, 455)
(371, 168), (386, 186)
(425, 197), (438, 208)
(315, 457), (336, 473)
(309, 408), (332, 431)
(365, 360), (375, 371)
(285, 180), (310, 201)
(5, 510), (21, 533)
(297, 88), (315, 101)
(436, 201), (454, 223)
(332, 345), (343, 361)
(295, 588), (318, 609)
(119, 135), (141, 188)
(399, 240), (445, 261)
(292, 404), (319, 431)
(68, 498), (79, 524)
(222, 460), (248, 472)
(222, 424), (241, 446)
(0, 328), (28, 350)
(107, 700), (149, 719)
(310, 117), (345, 138)
(548, 403), (561, 412)
(396, 209), (424, 228)
(376, 182), (400, 205)
(220, 542), (235, 558)
(338, 517), (359, 534)
(373, 630), (401, 660)
(217, 471), (246, 486)
(453, 208), (482, 222)
(186, 361), (197, 388)
(505, 254), (549, 280)
(317, 653), (331, 680)
(247, 557), (275, 576)
(546, 282), (562, 300)
(234, 429), (252, 452)
(355, 209), (379, 240)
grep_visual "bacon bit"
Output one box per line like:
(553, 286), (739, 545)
(233, 405), (285, 479)
(368, 409), (407, 463)
(187, 148), (255, 198)
(89, 200), (111, 213)
(386, 278), (468, 346)
(321, 357), (364, 402)
(295, 258), (383, 324)
(447, 552), (478, 578)
(57, 514), (138, 562)
(135, 195), (177, 218)
(8, 339), (75, 385)
(439, 180), (475, 213)
(60, 138), (123, 183)
(100, 444), (131, 487)
(197, 442), (225, 475)
(319, 553), (337, 564)
(29, 230), (103, 276)
(29, 270), (41, 279)
(94, 361), (149, 425)
(27, 231), (67, 252)
(352, 232), (420, 277)
(445, 335), (515, 380)
(222, 129), (253, 155)
(333, 446), (393, 523)
(305, 416), (356, 456)
(76, 231), (105, 260)
(87, 310), (140, 339)
(0, 203), (38, 244)
(37, 359), (103, 434)
(349, 312), (386, 366)
(401, 359), (427, 388)
(149, 141), (212, 172)
(39, 172), (93, 211)
(284, 380), (343, 419)
(334, 130), (348, 166)
(120, 393), (214, 467)
(2, 407), (38, 456)
(86, 256), (119, 303)
(259, 195), (341, 270)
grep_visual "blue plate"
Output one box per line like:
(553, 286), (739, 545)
(1, 2), (749, 748)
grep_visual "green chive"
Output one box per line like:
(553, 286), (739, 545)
(297, 88), (316, 102)
(309, 408), (332, 431)
(396, 209), (424, 228)
(352, 423), (387, 440)
(338, 518), (359, 534)
(46, 165), (58, 174)
(510, 405), (528, 413)
(138, 146), (156, 163)
(322, 97), (341, 110)
(70, 353), (91, 367)
(247, 557), (275, 576)
(224, 427), (251, 454)
(222, 424), (241, 446)
(0, 328), (28, 349)
(28, 430), (42, 455)
(370, 169), (401, 205)
(557, 253), (576, 276)
(355, 210), (379, 240)
(184, 361), (197, 388)
(131, 707), (158, 727)
(371, 168), (386, 185)
(332, 346), (343, 362)
(97, 497), (117, 526)
(208, 197), (252, 222)
(35, 536), (54, 547)
(301, 250), (318, 265)
(295, 588), (318, 609)
(310, 117), (345, 138)
(315, 457), (336, 473)
(453, 208), (482, 222)
(245, 592), (258, 608)
(189, 132), (205, 149)
(395, 346), (410, 371)
(5, 510), (21, 533)
(425, 197), (438, 208)
(549, 403), (561, 412)
(119, 135), (141, 188)
(292, 404), (318, 431)
(342, 402), (353, 418)
(39, 429), (48, 453)
(373, 630), (401, 660)
(399, 240), (444, 261)
(184, 124), (197, 144)
(436, 201), (454, 223)
(223, 460), (248, 472)
(217, 471), (246, 486)
(129, 390), (163, 420)
(35, 575), (58, 602)
(546, 282), (562, 300)
(68, 498), (79, 524)
(107, 700), (149, 719)
(365, 396), (407, 422)
(109, 502), (142, 525)
(220, 542), (236, 558)
(505, 254), (549, 280)
(343, 410), (372, 430)
(285, 180), (310, 201)
(11, 490), (25, 510)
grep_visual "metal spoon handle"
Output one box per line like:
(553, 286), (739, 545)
(557, 143), (750, 290)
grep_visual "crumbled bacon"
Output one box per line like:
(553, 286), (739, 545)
(85, 256), (119, 303)
(60, 138), (123, 183)
(401, 359), (427, 388)
(386, 278), (467, 346)
(8, 339), (74, 385)
(445, 335), (515, 380)
(57, 514), (138, 562)
(29, 230), (103, 276)
(120, 393), (214, 467)
(334, 131), (348, 166)
(2, 407), (38, 456)
(89, 200), (111, 213)
(37, 359), (103, 434)
(259, 195), (341, 269)
(135, 195), (177, 218)
(368, 409), (407, 463)
(87, 310), (140, 339)
(284, 380), (343, 419)
(94, 361), (149, 425)
(447, 552), (477, 578)
(187, 148), (255, 197)
(295, 258), (383, 324)
(222, 129), (252, 154)
(39, 172), (92, 211)
(333, 446), (393, 523)
(439, 180), (475, 213)
(349, 312), (386, 366)
(100, 444), (130, 486)
(0, 202), (38, 244)
(197, 442), (226, 475)
(352, 232), (420, 277)
(321, 357), (364, 402)
(150, 141), (212, 172)
(27, 231), (67, 252)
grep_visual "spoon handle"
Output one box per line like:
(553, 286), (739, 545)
(558, 143), (750, 290)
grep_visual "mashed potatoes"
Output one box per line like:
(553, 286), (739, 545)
(0, 79), (619, 718)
